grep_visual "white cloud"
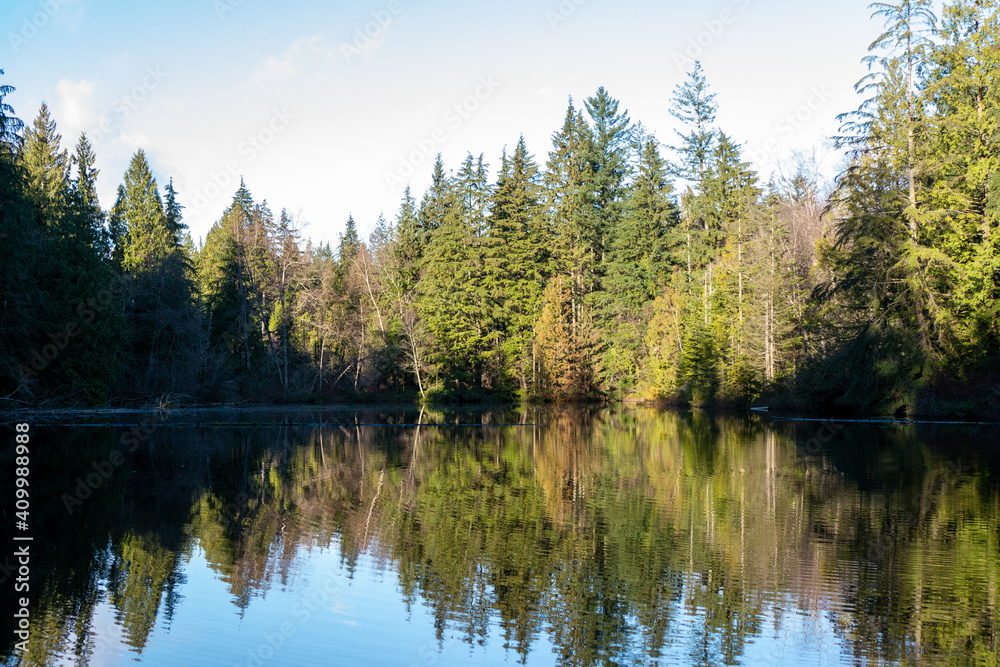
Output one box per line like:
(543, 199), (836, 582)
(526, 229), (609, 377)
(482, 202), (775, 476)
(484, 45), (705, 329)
(252, 34), (337, 84)
(54, 78), (97, 142)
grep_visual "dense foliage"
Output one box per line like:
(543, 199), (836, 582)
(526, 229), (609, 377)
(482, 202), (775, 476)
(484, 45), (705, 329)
(1, 0), (998, 415)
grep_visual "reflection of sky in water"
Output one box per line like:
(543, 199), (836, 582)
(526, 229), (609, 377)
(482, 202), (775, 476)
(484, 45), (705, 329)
(78, 542), (853, 667)
(83, 544), (554, 667)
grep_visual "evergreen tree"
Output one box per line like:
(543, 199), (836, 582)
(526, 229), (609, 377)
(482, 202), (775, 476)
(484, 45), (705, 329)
(163, 178), (186, 246)
(199, 180), (275, 382)
(108, 184), (127, 270)
(71, 133), (100, 218)
(866, 0), (937, 228)
(393, 185), (423, 293)
(604, 137), (679, 309)
(17, 111), (123, 401)
(533, 276), (595, 400)
(483, 136), (547, 393)
(338, 214), (361, 270)
(582, 86), (632, 279)
(0, 79), (45, 400)
(596, 137), (680, 396)
(117, 150), (197, 397)
(417, 165), (488, 392)
(121, 150), (173, 274)
(923, 0), (1000, 350)
(20, 103), (69, 226)
(669, 63), (720, 283)
(544, 98), (593, 281)
(453, 153), (490, 237)
(419, 154), (450, 238)
(669, 61), (719, 188)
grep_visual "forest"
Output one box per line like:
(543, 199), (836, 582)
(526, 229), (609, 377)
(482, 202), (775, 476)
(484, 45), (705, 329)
(1, 0), (998, 417)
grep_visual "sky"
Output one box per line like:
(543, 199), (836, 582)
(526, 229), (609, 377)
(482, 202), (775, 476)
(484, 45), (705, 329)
(2, 0), (909, 248)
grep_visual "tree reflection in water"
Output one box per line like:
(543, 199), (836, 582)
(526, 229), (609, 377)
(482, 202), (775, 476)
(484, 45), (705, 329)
(1, 408), (997, 666)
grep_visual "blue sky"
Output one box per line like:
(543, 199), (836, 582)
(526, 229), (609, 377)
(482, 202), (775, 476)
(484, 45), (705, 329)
(3, 0), (907, 247)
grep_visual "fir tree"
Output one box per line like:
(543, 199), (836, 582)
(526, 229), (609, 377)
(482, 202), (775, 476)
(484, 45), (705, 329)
(544, 98), (593, 280)
(338, 214), (361, 270)
(483, 136), (547, 392)
(20, 103), (69, 226)
(121, 150), (172, 274)
(117, 150), (197, 397)
(163, 178), (186, 245)
(419, 154), (450, 238)
(604, 136), (679, 310)
(582, 86), (632, 278)
(392, 185), (423, 293)
(417, 168), (488, 392)
(669, 62), (719, 188)
(108, 184), (127, 270)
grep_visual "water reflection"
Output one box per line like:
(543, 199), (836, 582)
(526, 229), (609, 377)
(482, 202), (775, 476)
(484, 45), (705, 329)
(1, 408), (998, 666)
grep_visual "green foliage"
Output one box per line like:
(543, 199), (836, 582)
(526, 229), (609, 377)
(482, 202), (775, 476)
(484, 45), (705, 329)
(3, 4), (999, 413)
(669, 61), (718, 187)
(483, 137), (547, 393)
(533, 276), (596, 401)
(417, 163), (490, 393)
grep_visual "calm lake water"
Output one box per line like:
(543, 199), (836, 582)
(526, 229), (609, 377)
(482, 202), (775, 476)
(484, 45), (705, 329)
(1, 407), (998, 666)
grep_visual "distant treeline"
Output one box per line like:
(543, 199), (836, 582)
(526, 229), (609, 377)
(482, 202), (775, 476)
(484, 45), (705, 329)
(1, 0), (998, 415)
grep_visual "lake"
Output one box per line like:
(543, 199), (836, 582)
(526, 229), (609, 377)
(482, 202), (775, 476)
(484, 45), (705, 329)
(1, 407), (998, 666)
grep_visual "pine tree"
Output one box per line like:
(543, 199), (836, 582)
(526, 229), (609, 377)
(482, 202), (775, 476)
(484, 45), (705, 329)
(17, 111), (123, 402)
(669, 63), (720, 283)
(669, 62), (719, 189)
(338, 214), (361, 270)
(392, 185), (423, 293)
(866, 0), (937, 231)
(20, 103), (69, 226)
(597, 137), (680, 396)
(582, 86), (632, 279)
(816, 0), (953, 413)
(483, 136), (547, 393)
(453, 153), (490, 237)
(388, 186), (428, 396)
(163, 178), (186, 246)
(544, 98), (593, 280)
(417, 165), (488, 392)
(419, 154), (450, 238)
(533, 276), (594, 400)
(71, 133), (100, 217)
(117, 150), (197, 397)
(923, 0), (1000, 350)
(270, 208), (303, 394)
(604, 136), (679, 309)
(121, 150), (173, 274)
(0, 70), (38, 400)
(108, 184), (127, 270)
